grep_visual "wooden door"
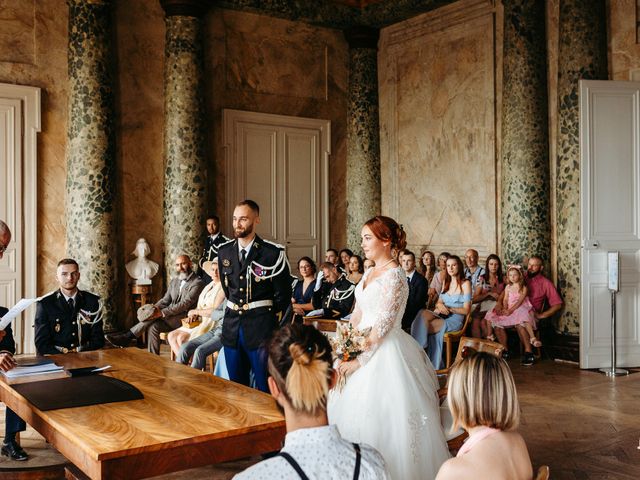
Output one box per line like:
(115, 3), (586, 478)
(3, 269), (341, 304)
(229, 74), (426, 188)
(224, 110), (330, 271)
(580, 80), (640, 368)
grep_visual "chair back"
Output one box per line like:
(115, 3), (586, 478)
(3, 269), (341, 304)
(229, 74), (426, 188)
(454, 336), (505, 364)
(534, 465), (550, 480)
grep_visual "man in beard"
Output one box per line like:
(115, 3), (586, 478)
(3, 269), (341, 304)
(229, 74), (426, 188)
(217, 200), (291, 392)
(107, 254), (204, 354)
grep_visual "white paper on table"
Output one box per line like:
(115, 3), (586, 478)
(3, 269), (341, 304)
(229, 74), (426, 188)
(0, 298), (38, 330)
(306, 309), (324, 318)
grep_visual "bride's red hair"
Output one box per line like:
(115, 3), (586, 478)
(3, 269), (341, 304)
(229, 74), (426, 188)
(364, 216), (407, 252)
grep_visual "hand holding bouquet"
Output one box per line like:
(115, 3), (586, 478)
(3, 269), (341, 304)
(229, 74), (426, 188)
(330, 322), (371, 390)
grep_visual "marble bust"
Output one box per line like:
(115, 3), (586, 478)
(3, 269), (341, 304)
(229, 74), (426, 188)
(126, 238), (159, 285)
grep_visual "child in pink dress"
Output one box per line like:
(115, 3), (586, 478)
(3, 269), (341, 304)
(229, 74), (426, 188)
(485, 266), (541, 348)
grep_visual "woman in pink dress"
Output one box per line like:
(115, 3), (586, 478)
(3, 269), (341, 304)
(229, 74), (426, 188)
(485, 265), (540, 353)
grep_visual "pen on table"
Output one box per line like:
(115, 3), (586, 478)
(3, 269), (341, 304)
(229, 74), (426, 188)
(91, 365), (112, 373)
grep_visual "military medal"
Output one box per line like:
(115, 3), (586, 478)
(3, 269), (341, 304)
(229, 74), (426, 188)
(55, 323), (61, 333)
(222, 259), (231, 267)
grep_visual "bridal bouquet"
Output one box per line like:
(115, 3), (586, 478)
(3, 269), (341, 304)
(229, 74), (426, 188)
(330, 323), (371, 390)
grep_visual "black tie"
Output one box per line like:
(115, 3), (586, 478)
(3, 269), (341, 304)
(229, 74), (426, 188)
(407, 276), (411, 285)
(240, 248), (246, 264)
(67, 297), (74, 311)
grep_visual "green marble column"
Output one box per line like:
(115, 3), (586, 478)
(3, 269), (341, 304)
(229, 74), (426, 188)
(556, 0), (607, 333)
(345, 27), (381, 251)
(65, 0), (116, 330)
(500, 0), (550, 267)
(160, 0), (209, 278)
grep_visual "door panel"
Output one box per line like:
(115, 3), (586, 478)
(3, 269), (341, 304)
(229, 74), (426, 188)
(224, 110), (330, 271)
(580, 80), (640, 368)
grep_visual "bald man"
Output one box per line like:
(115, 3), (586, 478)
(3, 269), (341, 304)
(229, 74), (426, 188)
(107, 254), (204, 354)
(0, 221), (28, 461)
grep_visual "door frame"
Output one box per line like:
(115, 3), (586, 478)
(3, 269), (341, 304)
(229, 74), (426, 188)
(223, 109), (330, 256)
(0, 83), (40, 354)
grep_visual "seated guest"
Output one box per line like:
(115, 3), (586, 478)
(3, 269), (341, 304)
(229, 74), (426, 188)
(198, 214), (229, 283)
(106, 254), (205, 354)
(420, 250), (437, 308)
(363, 258), (375, 271)
(470, 254), (505, 339)
(235, 323), (390, 479)
(312, 263), (356, 318)
(413, 255), (471, 370)
(464, 249), (486, 291)
(486, 266), (539, 365)
(35, 258), (105, 356)
(315, 248), (341, 290)
(291, 257), (317, 316)
(177, 303), (225, 370)
(347, 254), (364, 284)
(167, 259), (225, 358)
(429, 252), (451, 307)
(339, 248), (354, 273)
(0, 221), (27, 461)
(435, 352), (533, 480)
(400, 250), (427, 333)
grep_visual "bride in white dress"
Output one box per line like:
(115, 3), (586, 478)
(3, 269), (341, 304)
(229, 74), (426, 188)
(328, 216), (450, 480)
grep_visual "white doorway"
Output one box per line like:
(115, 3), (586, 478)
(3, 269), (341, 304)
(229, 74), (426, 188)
(0, 83), (40, 354)
(224, 110), (330, 270)
(580, 80), (640, 368)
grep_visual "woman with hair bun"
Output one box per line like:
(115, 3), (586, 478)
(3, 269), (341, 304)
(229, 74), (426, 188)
(235, 323), (390, 479)
(328, 216), (449, 480)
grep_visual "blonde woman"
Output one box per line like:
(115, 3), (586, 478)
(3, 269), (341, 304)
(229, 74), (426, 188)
(167, 259), (225, 357)
(235, 324), (390, 479)
(436, 352), (533, 480)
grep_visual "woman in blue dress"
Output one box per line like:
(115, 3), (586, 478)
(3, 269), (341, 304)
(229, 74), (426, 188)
(411, 255), (472, 369)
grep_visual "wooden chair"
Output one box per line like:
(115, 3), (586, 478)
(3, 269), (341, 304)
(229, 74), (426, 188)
(437, 337), (505, 454)
(158, 332), (174, 360)
(443, 311), (473, 369)
(534, 465), (550, 480)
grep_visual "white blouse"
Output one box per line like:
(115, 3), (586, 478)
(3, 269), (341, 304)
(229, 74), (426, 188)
(234, 425), (390, 480)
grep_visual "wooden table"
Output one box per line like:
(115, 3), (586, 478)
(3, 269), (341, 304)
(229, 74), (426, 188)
(0, 348), (285, 480)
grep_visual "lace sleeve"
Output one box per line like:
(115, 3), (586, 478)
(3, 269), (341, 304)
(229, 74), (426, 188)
(358, 270), (407, 367)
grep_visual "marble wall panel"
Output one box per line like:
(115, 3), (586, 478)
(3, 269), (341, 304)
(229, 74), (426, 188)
(610, 0), (640, 80)
(0, 0), (35, 65)
(0, 0), (68, 295)
(114, 0), (165, 328)
(205, 9), (349, 253)
(379, 0), (497, 258)
(224, 28), (328, 100)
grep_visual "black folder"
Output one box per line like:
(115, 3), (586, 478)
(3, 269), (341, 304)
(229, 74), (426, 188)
(12, 375), (144, 411)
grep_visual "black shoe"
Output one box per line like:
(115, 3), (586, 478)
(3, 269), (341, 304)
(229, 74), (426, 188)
(1, 440), (28, 461)
(105, 332), (134, 348)
(521, 353), (535, 366)
(502, 350), (510, 360)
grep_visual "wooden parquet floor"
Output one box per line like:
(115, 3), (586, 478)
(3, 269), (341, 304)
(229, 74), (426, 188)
(1, 355), (638, 479)
(511, 359), (640, 479)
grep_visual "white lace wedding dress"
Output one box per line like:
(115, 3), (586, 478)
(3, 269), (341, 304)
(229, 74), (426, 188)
(328, 266), (450, 480)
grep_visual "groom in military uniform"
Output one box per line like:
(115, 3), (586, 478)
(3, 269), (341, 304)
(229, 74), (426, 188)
(218, 200), (291, 392)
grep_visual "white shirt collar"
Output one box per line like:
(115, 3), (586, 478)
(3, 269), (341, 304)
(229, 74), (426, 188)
(210, 232), (219, 241)
(61, 291), (78, 302)
(406, 270), (416, 281)
(238, 237), (255, 257)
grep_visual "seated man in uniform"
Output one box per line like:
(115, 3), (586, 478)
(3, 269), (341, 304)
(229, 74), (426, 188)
(106, 254), (204, 354)
(35, 258), (105, 356)
(0, 220), (28, 461)
(311, 262), (356, 319)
